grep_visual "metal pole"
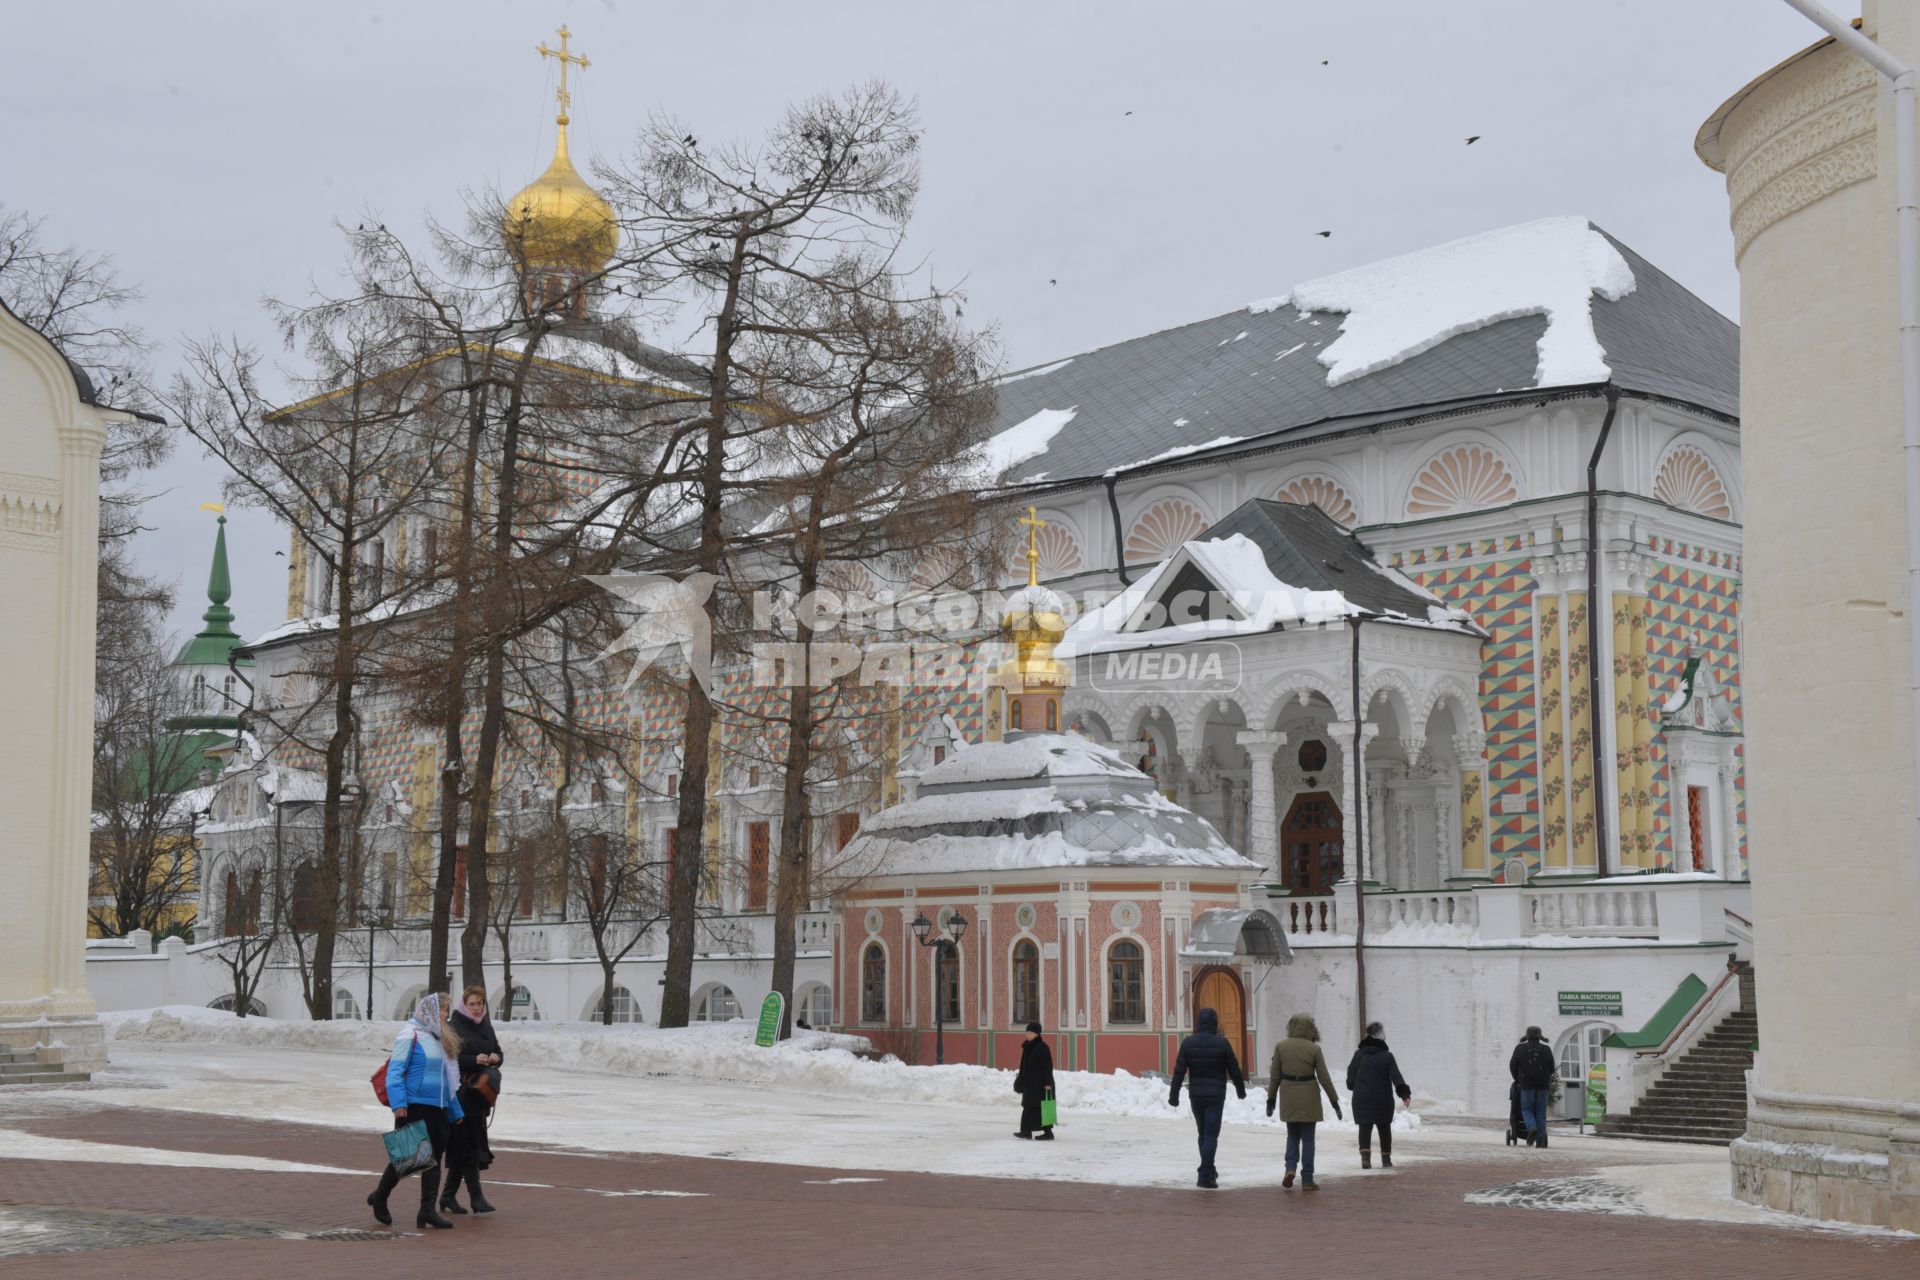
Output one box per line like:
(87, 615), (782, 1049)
(1349, 616), (1368, 1035)
(1778, 0), (1920, 835)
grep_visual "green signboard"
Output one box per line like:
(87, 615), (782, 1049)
(755, 992), (786, 1047)
(1584, 1062), (1607, 1127)
(1558, 990), (1623, 1017)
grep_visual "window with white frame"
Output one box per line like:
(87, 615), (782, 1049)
(596, 985), (641, 1023)
(795, 983), (832, 1029)
(333, 987), (361, 1020)
(1011, 938), (1040, 1026)
(694, 985), (740, 1022)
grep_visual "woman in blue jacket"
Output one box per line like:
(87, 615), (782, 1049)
(368, 992), (465, 1229)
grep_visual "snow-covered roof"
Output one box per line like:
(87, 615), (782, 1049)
(834, 731), (1259, 879)
(913, 732), (1138, 788)
(1057, 500), (1478, 658)
(978, 220), (1736, 486)
(1278, 217), (1634, 390)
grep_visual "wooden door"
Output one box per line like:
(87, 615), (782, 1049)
(1194, 966), (1247, 1071)
(746, 821), (770, 912)
(1281, 792), (1343, 896)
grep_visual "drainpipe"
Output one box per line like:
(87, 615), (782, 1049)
(1349, 614), (1368, 1033)
(1778, 1), (1920, 837)
(1102, 472), (1132, 586)
(1586, 385), (1621, 879)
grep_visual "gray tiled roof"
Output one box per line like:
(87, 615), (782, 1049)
(987, 225), (1738, 486)
(1200, 499), (1464, 624)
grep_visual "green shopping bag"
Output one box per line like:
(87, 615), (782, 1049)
(1039, 1088), (1058, 1128)
(382, 1119), (434, 1175)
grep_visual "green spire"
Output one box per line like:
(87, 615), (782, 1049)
(175, 515), (248, 669)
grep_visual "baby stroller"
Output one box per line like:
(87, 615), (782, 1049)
(1505, 1081), (1536, 1146)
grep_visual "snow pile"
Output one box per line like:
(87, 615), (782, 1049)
(100, 1007), (1415, 1134)
(1107, 434), (1249, 474)
(969, 406), (1077, 483)
(1268, 217), (1634, 390)
(994, 357), (1074, 385)
(861, 785), (1071, 834)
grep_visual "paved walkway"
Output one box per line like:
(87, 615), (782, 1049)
(0, 1105), (1912, 1279)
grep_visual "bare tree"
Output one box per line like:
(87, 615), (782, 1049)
(564, 825), (666, 1026)
(89, 644), (208, 938)
(0, 205), (173, 664)
(601, 82), (984, 1026)
(207, 849), (273, 1017)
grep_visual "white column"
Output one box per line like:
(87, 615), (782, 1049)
(1717, 761), (1741, 879)
(1236, 731), (1286, 875)
(1329, 718), (1382, 882)
(45, 422), (104, 1009)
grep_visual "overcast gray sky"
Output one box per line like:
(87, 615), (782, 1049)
(5, 0), (1816, 644)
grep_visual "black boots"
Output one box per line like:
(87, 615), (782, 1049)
(417, 1168), (454, 1229)
(367, 1165), (400, 1226)
(465, 1166), (496, 1214)
(1360, 1149), (1372, 1169)
(1381, 1151), (1394, 1168)
(439, 1159), (468, 1215)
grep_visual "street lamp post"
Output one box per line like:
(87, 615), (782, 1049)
(910, 908), (969, 1066)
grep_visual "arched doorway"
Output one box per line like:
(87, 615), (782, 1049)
(1282, 792), (1343, 895)
(1193, 966), (1248, 1070)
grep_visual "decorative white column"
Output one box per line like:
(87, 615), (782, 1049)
(45, 423), (105, 1011)
(1717, 760), (1741, 879)
(1236, 731), (1286, 875)
(1329, 718), (1382, 882)
(1454, 730), (1492, 878)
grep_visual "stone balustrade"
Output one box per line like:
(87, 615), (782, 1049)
(1267, 878), (1749, 948)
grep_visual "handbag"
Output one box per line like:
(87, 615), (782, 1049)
(370, 1061), (390, 1106)
(465, 1065), (502, 1105)
(1039, 1087), (1058, 1128)
(382, 1119), (435, 1175)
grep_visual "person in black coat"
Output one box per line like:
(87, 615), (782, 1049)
(440, 985), (505, 1214)
(1509, 1025), (1558, 1149)
(1012, 1021), (1056, 1140)
(1345, 1021), (1412, 1169)
(1167, 1007), (1247, 1188)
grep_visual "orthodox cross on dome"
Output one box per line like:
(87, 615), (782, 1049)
(537, 25), (590, 125)
(1018, 505), (1047, 587)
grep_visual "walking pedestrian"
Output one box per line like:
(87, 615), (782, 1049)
(1345, 1020), (1412, 1169)
(1510, 1025), (1557, 1149)
(1167, 1007), (1246, 1188)
(441, 984), (503, 1215)
(1265, 1012), (1341, 1190)
(367, 991), (465, 1230)
(1013, 1021), (1056, 1141)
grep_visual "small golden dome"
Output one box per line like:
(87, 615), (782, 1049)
(504, 121), (618, 274)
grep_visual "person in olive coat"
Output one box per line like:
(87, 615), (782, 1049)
(1265, 1012), (1341, 1189)
(1168, 1007), (1247, 1189)
(440, 985), (504, 1214)
(1012, 1021), (1056, 1140)
(1345, 1021), (1412, 1169)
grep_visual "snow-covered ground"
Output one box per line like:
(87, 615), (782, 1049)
(0, 1008), (1903, 1236)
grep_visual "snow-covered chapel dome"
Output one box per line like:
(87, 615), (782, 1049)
(836, 731), (1257, 878)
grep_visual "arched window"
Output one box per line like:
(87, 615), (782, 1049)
(1107, 939), (1145, 1025)
(1010, 700), (1024, 730)
(208, 993), (267, 1016)
(595, 985), (641, 1024)
(860, 943), (887, 1022)
(1556, 1021), (1616, 1120)
(795, 983), (833, 1029)
(694, 984), (739, 1022)
(938, 945), (962, 1025)
(1011, 939), (1040, 1026)
(494, 984), (539, 1022)
(333, 987), (361, 1020)
(1046, 701), (1058, 731)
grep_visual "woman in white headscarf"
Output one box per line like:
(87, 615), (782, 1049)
(367, 991), (465, 1230)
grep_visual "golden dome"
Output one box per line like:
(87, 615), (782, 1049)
(504, 120), (618, 274)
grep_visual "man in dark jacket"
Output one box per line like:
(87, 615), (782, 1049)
(1345, 1021), (1412, 1169)
(1509, 1025), (1557, 1148)
(1013, 1021), (1056, 1140)
(1168, 1007), (1246, 1188)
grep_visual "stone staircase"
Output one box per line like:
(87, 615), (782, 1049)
(1600, 965), (1757, 1146)
(0, 1044), (91, 1086)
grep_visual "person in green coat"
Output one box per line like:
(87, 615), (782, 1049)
(1264, 1012), (1342, 1189)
